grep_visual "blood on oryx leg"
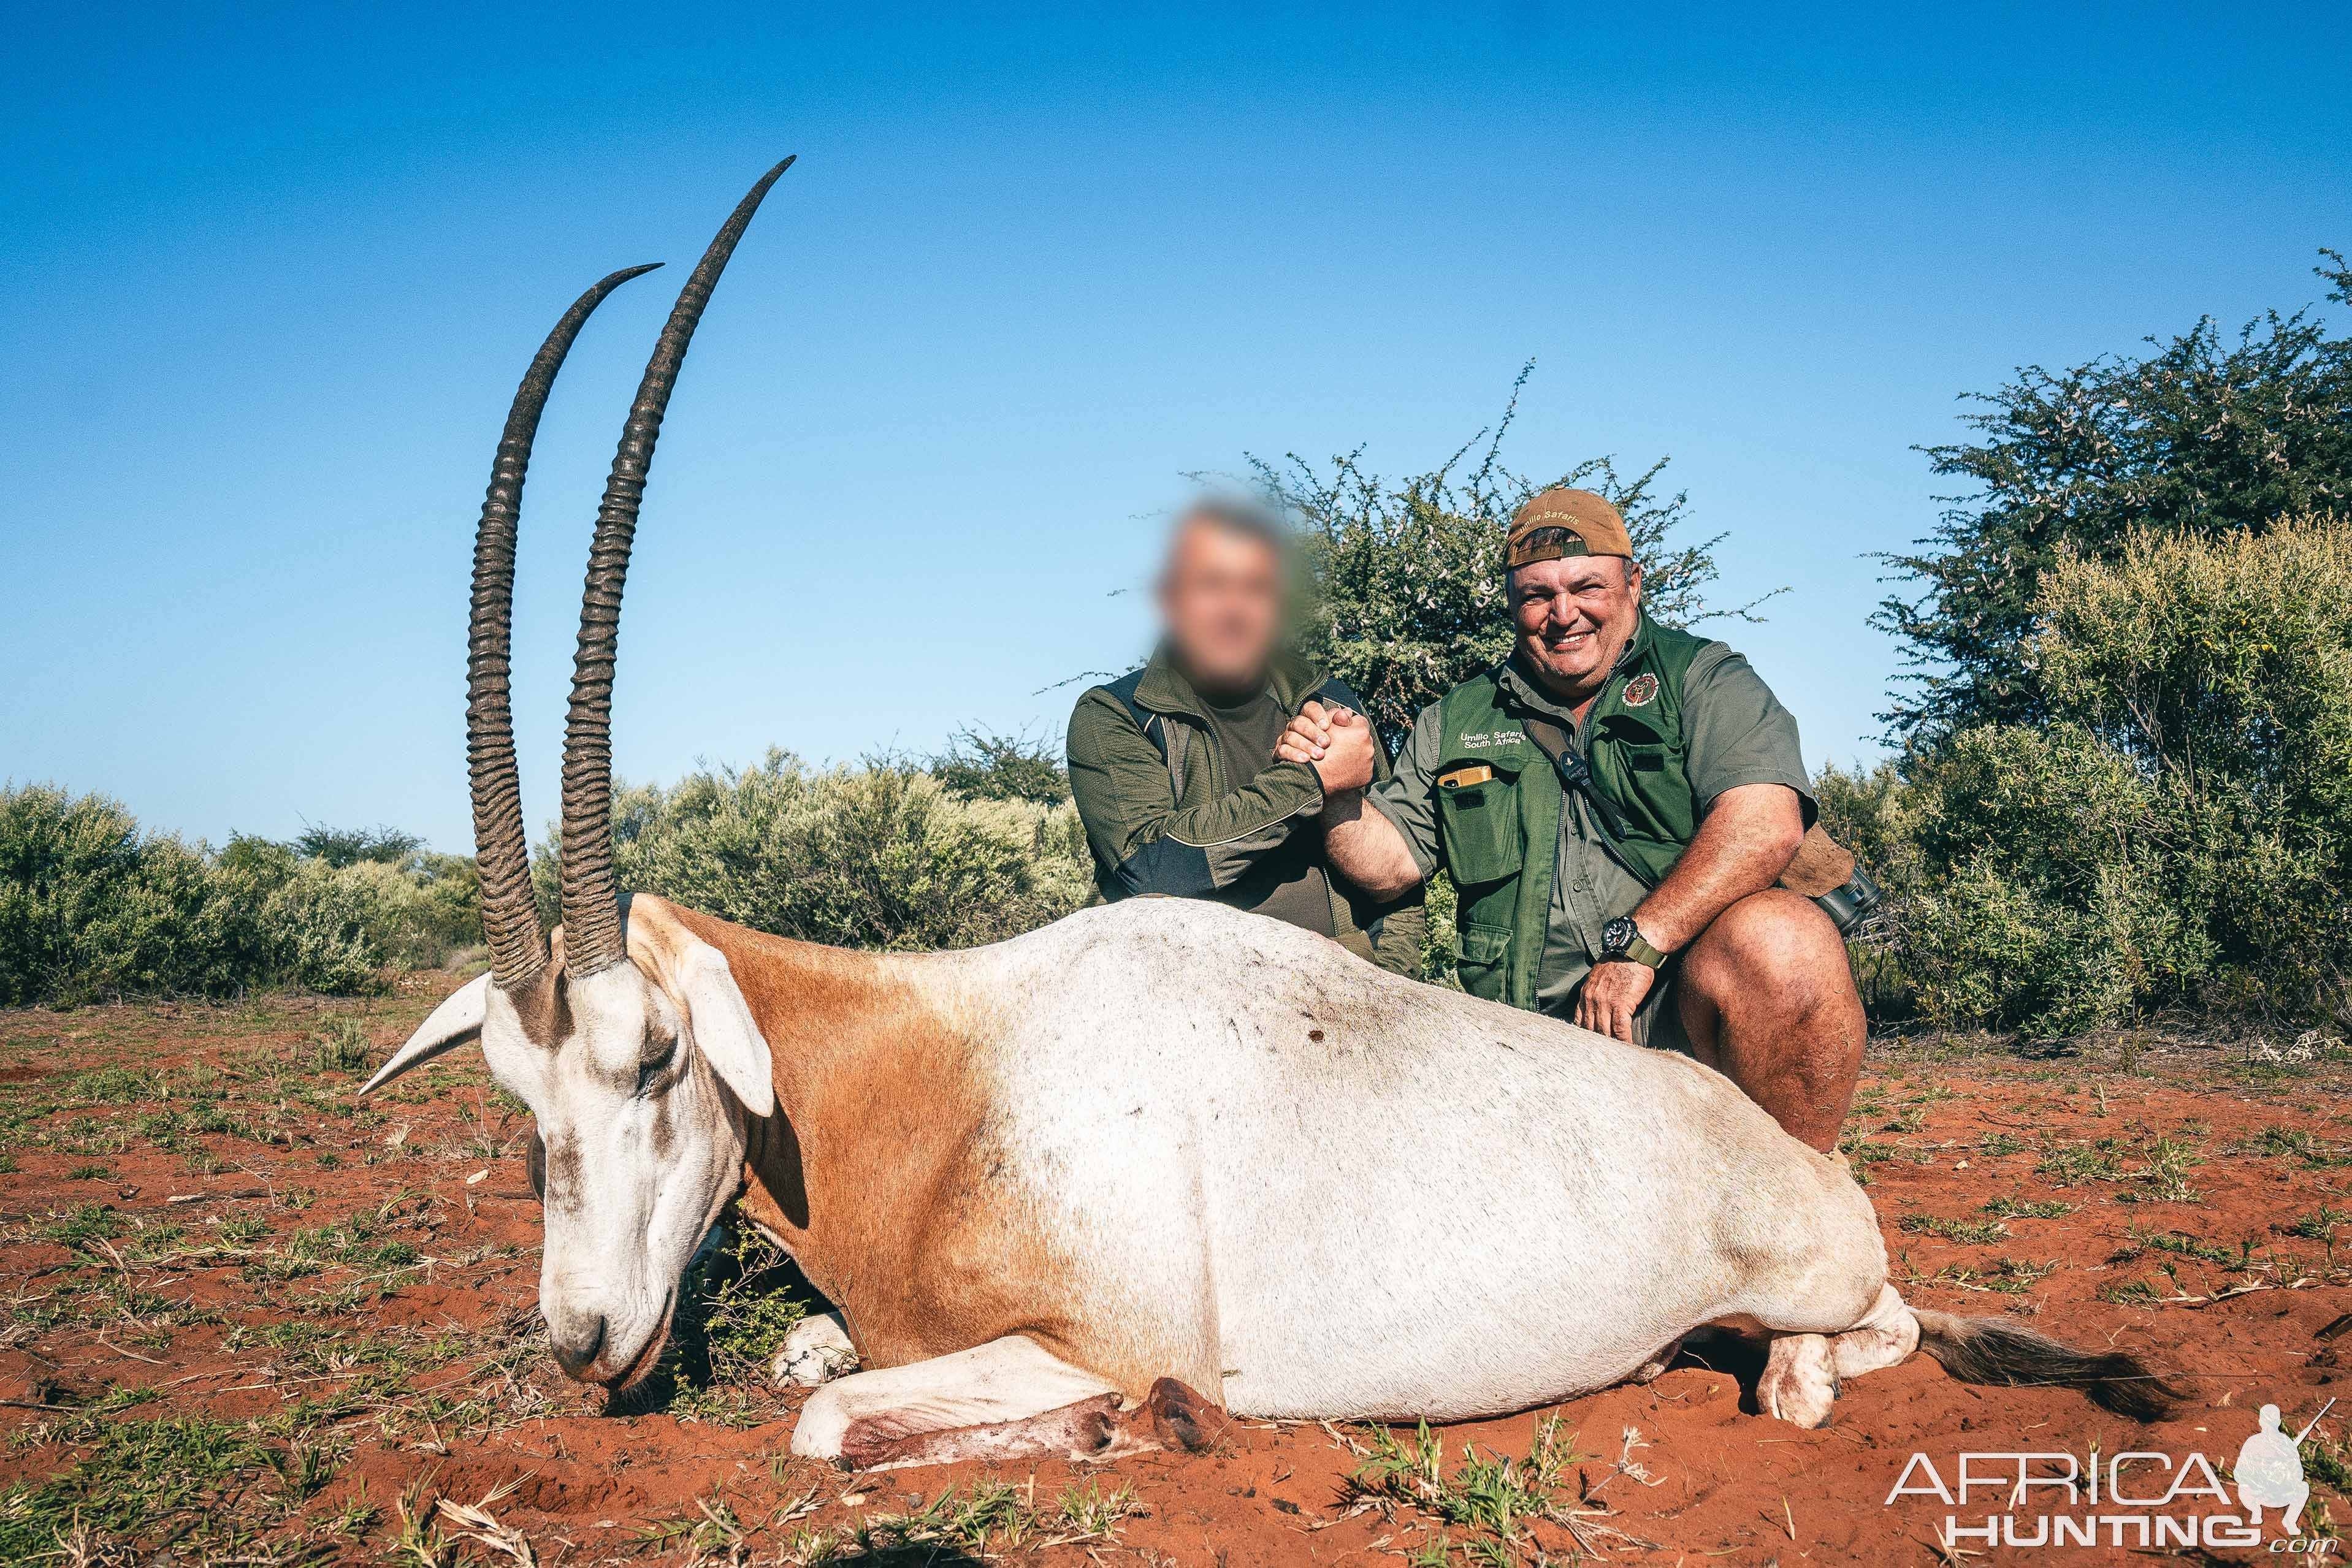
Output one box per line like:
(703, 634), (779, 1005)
(788, 1334), (1230, 1471)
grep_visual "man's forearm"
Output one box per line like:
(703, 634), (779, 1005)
(1318, 788), (1425, 900)
(1631, 783), (1804, 953)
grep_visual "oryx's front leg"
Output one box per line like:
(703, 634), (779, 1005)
(771, 1311), (860, 1387)
(788, 1334), (1229, 1472)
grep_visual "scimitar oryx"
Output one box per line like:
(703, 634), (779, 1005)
(364, 158), (2183, 1472)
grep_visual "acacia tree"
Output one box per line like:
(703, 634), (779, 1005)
(1875, 251), (2352, 744)
(1251, 368), (1778, 750)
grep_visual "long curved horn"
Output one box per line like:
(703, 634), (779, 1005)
(559, 157), (796, 977)
(468, 262), (663, 989)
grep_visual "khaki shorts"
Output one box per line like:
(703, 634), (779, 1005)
(1559, 965), (1696, 1057)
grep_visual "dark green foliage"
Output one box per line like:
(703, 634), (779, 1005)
(290, 823), (425, 870)
(0, 785), (479, 1006)
(1875, 251), (2352, 742)
(928, 725), (1071, 805)
(1835, 518), (2352, 1035)
(1251, 367), (1776, 750)
(534, 749), (1092, 953)
(0, 785), (267, 1005)
(652, 1222), (820, 1424)
(215, 832), (297, 877)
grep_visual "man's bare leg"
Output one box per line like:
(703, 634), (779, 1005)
(1675, 888), (1865, 1151)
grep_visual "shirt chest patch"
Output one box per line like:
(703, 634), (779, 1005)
(1622, 672), (1660, 707)
(1457, 730), (1526, 752)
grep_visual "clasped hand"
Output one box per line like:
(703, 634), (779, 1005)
(1278, 700), (1656, 1044)
(1274, 701), (1376, 793)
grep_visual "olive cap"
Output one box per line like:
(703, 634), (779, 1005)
(1506, 487), (1633, 567)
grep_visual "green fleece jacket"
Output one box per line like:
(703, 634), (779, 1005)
(1066, 647), (1426, 976)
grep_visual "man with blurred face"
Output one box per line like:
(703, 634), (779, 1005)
(1066, 499), (1424, 973)
(1280, 487), (1865, 1149)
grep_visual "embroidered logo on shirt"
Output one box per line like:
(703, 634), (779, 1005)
(1622, 673), (1660, 708)
(1459, 731), (1525, 750)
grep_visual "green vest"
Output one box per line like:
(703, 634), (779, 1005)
(1434, 616), (1707, 1010)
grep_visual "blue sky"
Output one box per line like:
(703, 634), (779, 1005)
(5, 3), (2346, 853)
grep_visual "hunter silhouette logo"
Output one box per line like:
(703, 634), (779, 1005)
(2237, 1398), (2330, 1536)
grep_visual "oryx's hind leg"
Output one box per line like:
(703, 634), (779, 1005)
(788, 1334), (1229, 1472)
(1630, 1337), (1682, 1384)
(1828, 1285), (1919, 1380)
(1756, 1285), (1920, 1427)
(1757, 1332), (1839, 1426)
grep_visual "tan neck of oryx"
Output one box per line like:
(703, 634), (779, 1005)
(657, 904), (987, 1311)
(657, 902), (881, 1121)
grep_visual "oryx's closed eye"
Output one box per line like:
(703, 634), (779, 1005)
(360, 972), (491, 1095)
(636, 1030), (681, 1094)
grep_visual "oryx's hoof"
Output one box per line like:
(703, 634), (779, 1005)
(1631, 1338), (1684, 1384)
(772, 1312), (860, 1388)
(1145, 1376), (1232, 1453)
(1760, 1332), (1839, 1429)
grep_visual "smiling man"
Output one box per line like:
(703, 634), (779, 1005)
(1278, 487), (1864, 1149)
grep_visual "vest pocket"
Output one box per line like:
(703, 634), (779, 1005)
(1435, 774), (1524, 886)
(1615, 741), (1670, 774)
(1453, 921), (1513, 999)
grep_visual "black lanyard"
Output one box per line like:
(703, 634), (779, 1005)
(1516, 716), (1626, 841)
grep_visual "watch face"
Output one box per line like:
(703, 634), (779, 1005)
(1602, 916), (1635, 954)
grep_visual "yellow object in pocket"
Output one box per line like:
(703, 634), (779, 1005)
(1438, 764), (1495, 790)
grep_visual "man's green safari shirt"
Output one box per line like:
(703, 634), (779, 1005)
(1067, 648), (1426, 975)
(1367, 613), (1814, 1018)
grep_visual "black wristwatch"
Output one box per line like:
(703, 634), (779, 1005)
(1600, 915), (1668, 970)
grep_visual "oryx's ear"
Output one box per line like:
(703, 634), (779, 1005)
(360, 972), (491, 1096)
(622, 895), (777, 1117)
(671, 939), (775, 1118)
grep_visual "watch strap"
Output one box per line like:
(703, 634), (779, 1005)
(1622, 929), (1668, 970)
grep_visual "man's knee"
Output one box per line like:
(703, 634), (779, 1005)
(1674, 889), (1863, 1151)
(1684, 888), (1852, 1003)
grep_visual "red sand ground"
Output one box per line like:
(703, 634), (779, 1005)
(1, 970), (2345, 1565)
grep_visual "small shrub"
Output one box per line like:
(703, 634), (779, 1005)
(1260, 370), (1773, 752)
(259, 860), (392, 994)
(290, 824), (423, 869)
(1345, 1414), (1587, 1561)
(314, 1019), (372, 1074)
(685, 1225), (811, 1388)
(0, 785), (265, 1005)
(536, 750), (1093, 953)
(1898, 1213), (2009, 1245)
(0, 785), (478, 1005)
(928, 727), (1069, 806)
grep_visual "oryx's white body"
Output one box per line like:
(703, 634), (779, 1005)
(866, 896), (1881, 1421)
(380, 157), (2171, 1473)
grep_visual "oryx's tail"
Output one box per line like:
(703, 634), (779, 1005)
(1913, 1309), (2186, 1421)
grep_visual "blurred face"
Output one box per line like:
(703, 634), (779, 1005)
(1158, 515), (1285, 695)
(1508, 554), (1643, 698)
